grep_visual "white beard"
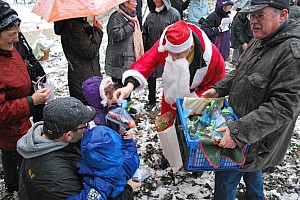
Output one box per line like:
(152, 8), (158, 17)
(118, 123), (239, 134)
(162, 55), (191, 105)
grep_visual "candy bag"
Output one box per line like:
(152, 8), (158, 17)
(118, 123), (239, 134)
(105, 100), (135, 129)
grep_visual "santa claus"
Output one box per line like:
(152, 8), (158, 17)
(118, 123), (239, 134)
(114, 20), (226, 117)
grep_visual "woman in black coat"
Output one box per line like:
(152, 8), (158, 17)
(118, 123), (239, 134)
(54, 17), (103, 105)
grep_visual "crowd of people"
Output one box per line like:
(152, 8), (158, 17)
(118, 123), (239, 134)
(0, 0), (299, 199)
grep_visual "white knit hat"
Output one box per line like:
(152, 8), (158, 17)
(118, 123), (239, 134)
(99, 76), (113, 106)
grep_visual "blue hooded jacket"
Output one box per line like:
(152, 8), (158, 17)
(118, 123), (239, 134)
(67, 126), (140, 200)
(188, 0), (210, 27)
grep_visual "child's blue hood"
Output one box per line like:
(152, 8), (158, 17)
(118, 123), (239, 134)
(78, 126), (123, 176)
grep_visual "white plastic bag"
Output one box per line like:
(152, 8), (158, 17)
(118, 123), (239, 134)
(157, 121), (183, 171)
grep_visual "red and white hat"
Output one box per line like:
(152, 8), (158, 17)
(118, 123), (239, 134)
(158, 20), (193, 53)
(99, 76), (113, 106)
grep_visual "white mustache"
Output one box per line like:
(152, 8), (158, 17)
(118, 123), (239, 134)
(251, 24), (262, 29)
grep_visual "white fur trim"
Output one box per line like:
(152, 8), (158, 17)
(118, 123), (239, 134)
(165, 28), (193, 53)
(158, 24), (172, 52)
(158, 46), (166, 52)
(191, 67), (209, 89)
(122, 70), (148, 92)
(99, 77), (113, 107)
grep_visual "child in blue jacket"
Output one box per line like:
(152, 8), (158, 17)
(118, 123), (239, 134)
(67, 125), (140, 200)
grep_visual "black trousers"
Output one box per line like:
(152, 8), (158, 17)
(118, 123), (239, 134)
(147, 76), (156, 103)
(1, 150), (23, 192)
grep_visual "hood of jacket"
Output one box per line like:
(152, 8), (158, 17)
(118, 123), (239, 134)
(148, 0), (172, 12)
(17, 121), (68, 159)
(263, 19), (300, 47)
(82, 76), (109, 125)
(216, 0), (234, 8)
(78, 126), (123, 177)
(192, 0), (208, 7)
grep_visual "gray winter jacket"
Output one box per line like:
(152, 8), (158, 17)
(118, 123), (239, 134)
(105, 8), (136, 80)
(213, 19), (300, 172)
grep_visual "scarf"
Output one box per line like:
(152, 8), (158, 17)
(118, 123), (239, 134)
(118, 8), (144, 60)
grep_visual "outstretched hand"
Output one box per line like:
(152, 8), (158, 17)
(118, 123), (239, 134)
(112, 83), (134, 102)
(201, 88), (219, 98)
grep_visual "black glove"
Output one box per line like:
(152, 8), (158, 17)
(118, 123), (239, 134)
(199, 17), (205, 25)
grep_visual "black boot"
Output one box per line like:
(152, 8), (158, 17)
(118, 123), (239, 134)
(145, 101), (156, 111)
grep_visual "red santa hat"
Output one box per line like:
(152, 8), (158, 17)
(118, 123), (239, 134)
(158, 20), (193, 53)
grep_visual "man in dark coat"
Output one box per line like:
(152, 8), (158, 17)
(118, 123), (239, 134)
(54, 17), (103, 105)
(230, 12), (253, 62)
(202, 0), (300, 199)
(169, 0), (190, 19)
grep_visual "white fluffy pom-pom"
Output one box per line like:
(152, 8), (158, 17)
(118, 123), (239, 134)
(158, 45), (166, 52)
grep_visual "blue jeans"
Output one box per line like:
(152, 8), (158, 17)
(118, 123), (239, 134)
(214, 170), (264, 200)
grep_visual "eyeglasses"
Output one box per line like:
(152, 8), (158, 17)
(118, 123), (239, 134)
(247, 11), (273, 21)
(74, 123), (88, 132)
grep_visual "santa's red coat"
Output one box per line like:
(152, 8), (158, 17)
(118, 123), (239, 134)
(123, 23), (226, 117)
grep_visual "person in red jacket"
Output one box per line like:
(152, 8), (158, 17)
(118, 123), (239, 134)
(0, 1), (51, 193)
(113, 20), (225, 118)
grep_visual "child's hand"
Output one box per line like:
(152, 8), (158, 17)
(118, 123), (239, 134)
(123, 129), (134, 139)
(127, 179), (141, 190)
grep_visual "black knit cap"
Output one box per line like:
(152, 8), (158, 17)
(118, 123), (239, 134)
(241, 0), (290, 12)
(43, 97), (96, 136)
(0, 0), (21, 32)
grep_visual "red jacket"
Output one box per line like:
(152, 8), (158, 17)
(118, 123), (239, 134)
(123, 23), (226, 117)
(0, 48), (32, 150)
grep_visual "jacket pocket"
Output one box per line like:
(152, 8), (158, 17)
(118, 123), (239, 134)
(246, 73), (269, 110)
(247, 73), (268, 88)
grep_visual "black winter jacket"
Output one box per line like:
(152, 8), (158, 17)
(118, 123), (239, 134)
(214, 20), (300, 172)
(230, 12), (253, 49)
(19, 144), (83, 200)
(54, 18), (103, 104)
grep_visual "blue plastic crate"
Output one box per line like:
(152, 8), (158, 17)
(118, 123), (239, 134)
(175, 98), (247, 171)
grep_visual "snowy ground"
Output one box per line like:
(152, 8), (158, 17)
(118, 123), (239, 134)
(0, 1), (299, 200)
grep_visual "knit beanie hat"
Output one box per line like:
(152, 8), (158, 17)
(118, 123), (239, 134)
(158, 20), (193, 53)
(0, 1), (21, 32)
(43, 97), (96, 135)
